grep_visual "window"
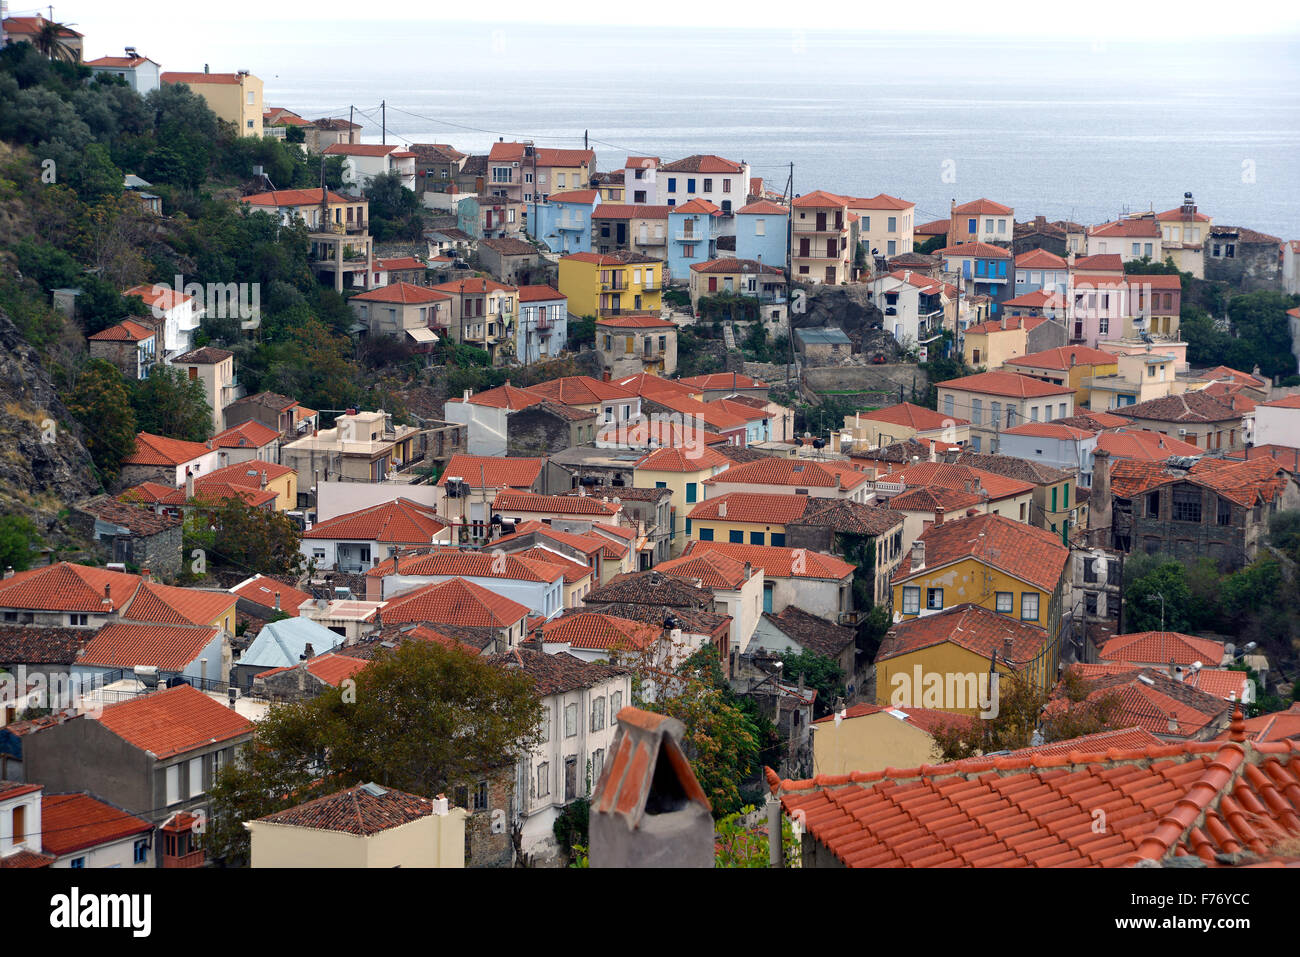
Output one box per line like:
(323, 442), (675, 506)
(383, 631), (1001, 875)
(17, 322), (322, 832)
(703, 178), (713, 192)
(755, 219), (765, 236)
(537, 763), (550, 797)
(474, 781), (489, 810)
(971, 398), (983, 425)
(1218, 497), (1232, 526)
(1085, 592), (1098, 615)
(1021, 593), (1039, 621)
(1146, 491), (1160, 518)
(771, 533), (785, 547)
(729, 530), (744, 543)
(686, 482), (698, 503)
(540, 710), (551, 742)
(926, 588), (944, 610)
(943, 395), (954, 416)
(888, 216), (897, 232)
(667, 177), (676, 192)
(591, 696), (606, 732)
(902, 586), (921, 614)
(564, 702), (578, 737)
(166, 765), (180, 805)
(611, 690), (622, 715)
(1172, 487), (1202, 523)
(995, 591), (1013, 614)
(763, 582), (774, 613)
(134, 839), (148, 864)
(69, 613), (87, 626)
(699, 526), (713, 541)
(188, 756), (204, 797)
(750, 532), (765, 546)
(687, 178), (696, 193)
(71, 857), (85, 869)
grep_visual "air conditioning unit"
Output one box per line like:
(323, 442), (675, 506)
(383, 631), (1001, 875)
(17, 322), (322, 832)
(1178, 429), (1188, 436)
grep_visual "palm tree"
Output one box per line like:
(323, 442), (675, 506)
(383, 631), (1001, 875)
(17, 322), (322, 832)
(33, 20), (80, 63)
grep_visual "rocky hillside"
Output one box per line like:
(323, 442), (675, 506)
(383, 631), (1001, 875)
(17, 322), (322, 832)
(795, 284), (901, 360)
(0, 307), (100, 527)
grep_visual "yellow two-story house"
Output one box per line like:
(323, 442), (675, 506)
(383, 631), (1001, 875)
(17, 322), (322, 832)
(633, 446), (732, 555)
(558, 251), (663, 319)
(1002, 345), (1119, 410)
(161, 70), (264, 137)
(685, 492), (811, 549)
(890, 512), (1069, 692)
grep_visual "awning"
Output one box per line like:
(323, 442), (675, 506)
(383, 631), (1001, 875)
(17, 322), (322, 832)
(406, 327), (439, 343)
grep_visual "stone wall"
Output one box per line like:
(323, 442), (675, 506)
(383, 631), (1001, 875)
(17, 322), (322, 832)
(1204, 239), (1284, 292)
(802, 363), (929, 398)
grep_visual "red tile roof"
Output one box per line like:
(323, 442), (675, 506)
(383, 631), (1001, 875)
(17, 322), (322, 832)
(210, 420), (280, 449)
(304, 498), (448, 544)
(736, 200), (789, 216)
(455, 383), (545, 411)
(703, 457), (870, 491)
(240, 188), (352, 207)
(680, 372), (770, 390)
(887, 486), (985, 513)
(657, 549), (750, 589)
(857, 402), (969, 430)
(531, 148), (595, 167)
(791, 189), (851, 209)
(953, 198), (1013, 215)
(493, 490), (621, 517)
(39, 793), (153, 857)
(963, 315), (1050, 336)
(1221, 703), (1300, 743)
(368, 546), (563, 584)
(1000, 289), (1067, 310)
(255, 652), (370, 687)
(877, 602), (1049, 666)
(591, 204), (672, 220)
(686, 541), (854, 580)
(635, 446), (732, 472)
(79, 621), (220, 671)
(888, 461), (1034, 501)
(1004, 345), (1118, 371)
(122, 432), (211, 467)
(1088, 218), (1161, 238)
(517, 284), (564, 302)
(255, 783), (437, 835)
(596, 315), (675, 329)
(674, 198), (723, 215)
(1097, 631), (1226, 668)
(87, 319), (155, 342)
(937, 371), (1073, 399)
(1094, 428), (1202, 460)
(524, 375), (636, 405)
(658, 154), (744, 174)
(687, 492), (811, 525)
(0, 563), (141, 613)
(1001, 421), (1095, 441)
(1200, 366), (1267, 388)
(350, 282), (450, 304)
(768, 710), (1300, 866)
(543, 612), (659, 651)
(96, 684), (253, 758)
(437, 454), (543, 488)
(1014, 248), (1068, 268)
(121, 582), (236, 626)
(230, 575), (313, 615)
(161, 71), (242, 85)
(1071, 253), (1124, 271)
(549, 189), (600, 205)
(380, 577), (529, 627)
(428, 277), (517, 295)
(937, 241), (1012, 260)
(892, 513), (1069, 593)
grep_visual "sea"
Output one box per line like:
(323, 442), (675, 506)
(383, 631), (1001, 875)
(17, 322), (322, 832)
(253, 26), (1300, 238)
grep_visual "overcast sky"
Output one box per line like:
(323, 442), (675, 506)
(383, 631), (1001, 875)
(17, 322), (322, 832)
(17, 0), (1300, 68)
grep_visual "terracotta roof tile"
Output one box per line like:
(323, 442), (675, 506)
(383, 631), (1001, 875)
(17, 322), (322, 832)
(121, 582), (235, 626)
(686, 491), (810, 525)
(96, 684), (253, 758)
(876, 603), (1049, 666)
(1097, 631), (1226, 668)
(892, 513), (1069, 593)
(256, 783), (437, 835)
(122, 432), (211, 467)
(635, 446), (732, 472)
(40, 793), (153, 857)
(350, 282), (449, 305)
(493, 490), (621, 517)
(437, 454), (543, 488)
(380, 577), (529, 627)
(0, 563), (141, 613)
(685, 541), (854, 580)
(703, 456), (870, 491)
(304, 498), (447, 544)
(541, 613), (660, 652)
(78, 622), (220, 672)
(938, 371), (1073, 399)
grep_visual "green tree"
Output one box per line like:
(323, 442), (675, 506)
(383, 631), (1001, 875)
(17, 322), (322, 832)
(130, 365), (213, 441)
(0, 514), (43, 573)
(775, 650), (845, 719)
(64, 358), (137, 483)
(364, 170), (423, 242)
(1228, 291), (1300, 380)
(185, 498), (305, 576)
(714, 805), (799, 867)
(1122, 556), (1192, 633)
(207, 640), (543, 864)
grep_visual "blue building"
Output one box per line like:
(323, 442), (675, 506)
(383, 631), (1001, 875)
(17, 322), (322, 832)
(938, 242), (1012, 314)
(516, 285), (569, 363)
(666, 198), (721, 283)
(529, 189), (600, 255)
(1013, 248), (1069, 297)
(735, 200), (788, 266)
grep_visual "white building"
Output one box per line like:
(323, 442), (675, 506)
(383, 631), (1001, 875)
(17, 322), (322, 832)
(85, 50), (161, 94)
(1253, 394), (1300, 450)
(123, 284), (203, 360)
(657, 154), (751, 215)
(322, 143), (417, 191)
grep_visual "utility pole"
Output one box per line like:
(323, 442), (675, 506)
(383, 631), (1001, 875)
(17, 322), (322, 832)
(349, 104), (354, 134)
(381, 100), (386, 145)
(784, 162), (796, 385)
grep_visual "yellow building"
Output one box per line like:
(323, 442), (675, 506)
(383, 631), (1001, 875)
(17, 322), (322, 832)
(685, 492), (809, 548)
(890, 512), (1069, 676)
(1001, 345), (1120, 409)
(161, 70), (264, 137)
(247, 783), (466, 867)
(810, 705), (945, 776)
(558, 251), (663, 318)
(962, 315), (1051, 369)
(632, 446), (732, 554)
(198, 461), (299, 514)
(874, 603), (1055, 715)
(833, 402), (970, 454)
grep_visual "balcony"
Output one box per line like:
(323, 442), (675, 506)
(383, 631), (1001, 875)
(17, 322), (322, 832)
(794, 251), (846, 262)
(793, 223), (846, 236)
(641, 282), (661, 292)
(600, 282), (629, 292)
(674, 232), (705, 243)
(163, 848), (205, 869)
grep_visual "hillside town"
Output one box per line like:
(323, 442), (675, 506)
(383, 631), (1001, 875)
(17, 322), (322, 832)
(1, 13), (1299, 873)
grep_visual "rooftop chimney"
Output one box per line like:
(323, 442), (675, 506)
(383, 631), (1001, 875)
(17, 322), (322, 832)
(910, 539), (925, 572)
(744, 561), (753, 581)
(934, 505), (944, 526)
(303, 642), (314, 660)
(274, 591), (281, 611)
(185, 467), (195, 500)
(1167, 711), (1179, 734)
(141, 567), (151, 582)
(2, 566), (12, 580)
(102, 583), (113, 611)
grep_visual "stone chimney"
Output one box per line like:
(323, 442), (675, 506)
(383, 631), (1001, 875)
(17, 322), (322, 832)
(185, 467), (195, 500)
(744, 561), (753, 581)
(303, 642), (315, 660)
(910, 539), (925, 572)
(1090, 447), (1112, 547)
(1167, 711), (1179, 734)
(274, 591), (281, 611)
(934, 505), (944, 526)
(141, 567), (151, 582)
(102, 583), (113, 612)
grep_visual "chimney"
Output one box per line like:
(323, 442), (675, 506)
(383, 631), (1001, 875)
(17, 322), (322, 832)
(1003, 636), (1013, 658)
(1000, 317), (1006, 330)
(274, 591), (281, 611)
(934, 505), (944, 526)
(910, 539), (925, 571)
(102, 583), (113, 611)
(602, 370), (611, 382)
(928, 441), (936, 464)
(589, 707), (713, 868)
(185, 467), (195, 500)
(744, 561), (753, 581)
(1090, 447), (1112, 546)
(463, 389), (471, 402)
(2, 566), (12, 580)
(204, 63), (209, 74)
(141, 567), (151, 582)
(718, 500), (728, 518)
(303, 642), (314, 660)
(1168, 658), (1177, 679)
(1167, 711), (1179, 734)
